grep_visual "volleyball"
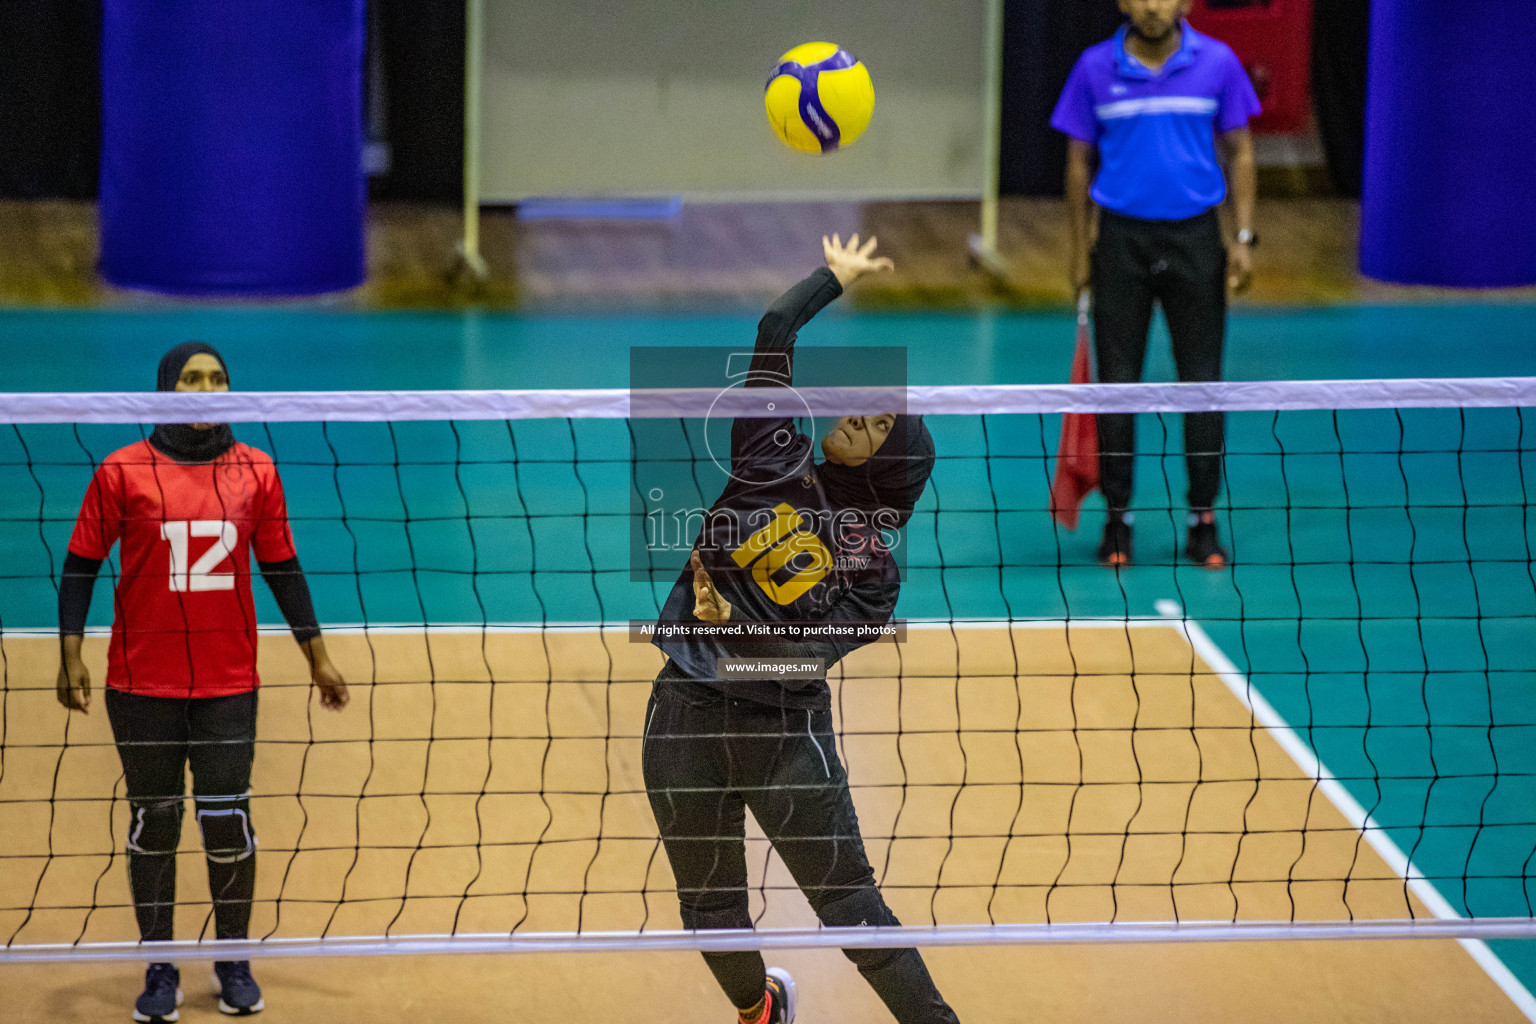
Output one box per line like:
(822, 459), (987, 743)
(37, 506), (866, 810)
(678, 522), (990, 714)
(764, 42), (874, 154)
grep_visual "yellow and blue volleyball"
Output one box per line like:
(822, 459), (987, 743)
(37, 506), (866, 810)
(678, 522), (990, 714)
(764, 43), (874, 154)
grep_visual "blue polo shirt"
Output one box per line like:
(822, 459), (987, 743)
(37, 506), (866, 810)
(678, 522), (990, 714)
(1051, 23), (1260, 221)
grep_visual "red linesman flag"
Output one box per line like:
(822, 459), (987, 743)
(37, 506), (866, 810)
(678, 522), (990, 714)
(1049, 292), (1099, 529)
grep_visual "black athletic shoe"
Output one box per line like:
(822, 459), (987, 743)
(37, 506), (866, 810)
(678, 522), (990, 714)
(763, 967), (798, 1024)
(1186, 511), (1229, 568)
(1097, 515), (1132, 567)
(133, 963), (182, 1023)
(212, 961), (264, 1016)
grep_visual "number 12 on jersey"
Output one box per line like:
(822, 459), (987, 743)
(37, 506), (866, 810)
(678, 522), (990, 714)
(160, 520), (237, 592)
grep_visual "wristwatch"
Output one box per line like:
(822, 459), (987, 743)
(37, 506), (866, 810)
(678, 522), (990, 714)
(1236, 228), (1258, 247)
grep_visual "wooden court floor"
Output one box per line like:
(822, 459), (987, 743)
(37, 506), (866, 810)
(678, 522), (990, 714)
(0, 624), (1524, 1022)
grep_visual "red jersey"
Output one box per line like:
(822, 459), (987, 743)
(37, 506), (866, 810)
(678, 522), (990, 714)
(67, 440), (299, 698)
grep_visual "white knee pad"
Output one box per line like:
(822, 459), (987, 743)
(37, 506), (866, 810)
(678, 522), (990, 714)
(195, 793), (256, 864)
(126, 798), (184, 856)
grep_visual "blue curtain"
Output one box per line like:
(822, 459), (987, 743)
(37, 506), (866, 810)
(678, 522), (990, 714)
(1360, 1), (1536, 287)
(99, 0), (365, 296)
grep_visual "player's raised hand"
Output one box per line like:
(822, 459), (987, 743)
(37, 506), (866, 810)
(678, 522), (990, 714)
(690, 549), (732, 624)
(823, 233), (895, 289)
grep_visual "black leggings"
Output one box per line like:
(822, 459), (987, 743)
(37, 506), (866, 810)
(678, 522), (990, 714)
(1091, 208), (1228, 514)
(105, 688), (258, 944)
(642, 672), (959, 1024)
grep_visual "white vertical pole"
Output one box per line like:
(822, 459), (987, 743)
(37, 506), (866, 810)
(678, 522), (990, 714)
(970, 0), (1007, 276)
(459, 0), (489, 280)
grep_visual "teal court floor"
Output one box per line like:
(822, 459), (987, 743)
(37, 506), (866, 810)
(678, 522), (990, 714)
(2, 301), (1536, 996)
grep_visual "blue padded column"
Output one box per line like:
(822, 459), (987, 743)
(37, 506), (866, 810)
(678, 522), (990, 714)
(1359, 0), (1536, 287)
(99, 0), (365, 296)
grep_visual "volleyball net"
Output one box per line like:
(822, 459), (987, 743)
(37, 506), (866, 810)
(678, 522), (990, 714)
(2, 377), (1535, 962)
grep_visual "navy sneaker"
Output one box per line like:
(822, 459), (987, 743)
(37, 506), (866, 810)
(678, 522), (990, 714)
(764, 967), (798, 1024)
(1098, 514), (1133, 567)
(133, 962), (182, 1023)
(1185, 510), (1229, 568)
(212, 961), (264, 1016)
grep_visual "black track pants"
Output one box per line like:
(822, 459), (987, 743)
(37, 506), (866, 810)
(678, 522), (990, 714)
(643, 673), (959, 1024)
(105, 688), (258, 944)
(1092, 208), (1228, 513)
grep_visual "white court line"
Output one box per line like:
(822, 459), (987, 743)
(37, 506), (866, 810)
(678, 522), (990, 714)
(1167, 605), (1536, 1023)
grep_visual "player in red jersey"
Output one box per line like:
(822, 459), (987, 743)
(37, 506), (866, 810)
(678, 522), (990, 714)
(55, 342), (346, 1023)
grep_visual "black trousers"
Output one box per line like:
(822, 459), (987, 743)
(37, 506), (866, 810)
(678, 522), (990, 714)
(643, 669), (959, 1024)
(1092, 208), (1228, 514)
(104, 688), (258, 944)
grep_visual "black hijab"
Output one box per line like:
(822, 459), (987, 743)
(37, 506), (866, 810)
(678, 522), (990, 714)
(148, 342), (236, 463)
(818, 414), (935, 528)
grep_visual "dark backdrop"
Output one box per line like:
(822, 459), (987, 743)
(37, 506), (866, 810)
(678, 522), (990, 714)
(1310, 0), (1370, 196)
(0, 0), (101, 199)
(0, 0), (463, 203)
(998, 0), (1123, 197)
(372, 0), (463, 202)
(0, 0), (1365, 203)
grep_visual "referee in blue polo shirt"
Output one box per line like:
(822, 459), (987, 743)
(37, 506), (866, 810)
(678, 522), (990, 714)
(1052, 0), (1260, 568)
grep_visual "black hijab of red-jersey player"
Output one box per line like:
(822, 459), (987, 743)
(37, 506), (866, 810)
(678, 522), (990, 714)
(148, 341), (236, 463)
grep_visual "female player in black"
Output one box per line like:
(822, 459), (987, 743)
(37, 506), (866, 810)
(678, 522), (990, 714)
(56, 343), (347, 1022)
(645, 236), (960, 1024)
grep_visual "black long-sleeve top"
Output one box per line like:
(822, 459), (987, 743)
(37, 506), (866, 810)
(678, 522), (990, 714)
(653, 267), (902, 709)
